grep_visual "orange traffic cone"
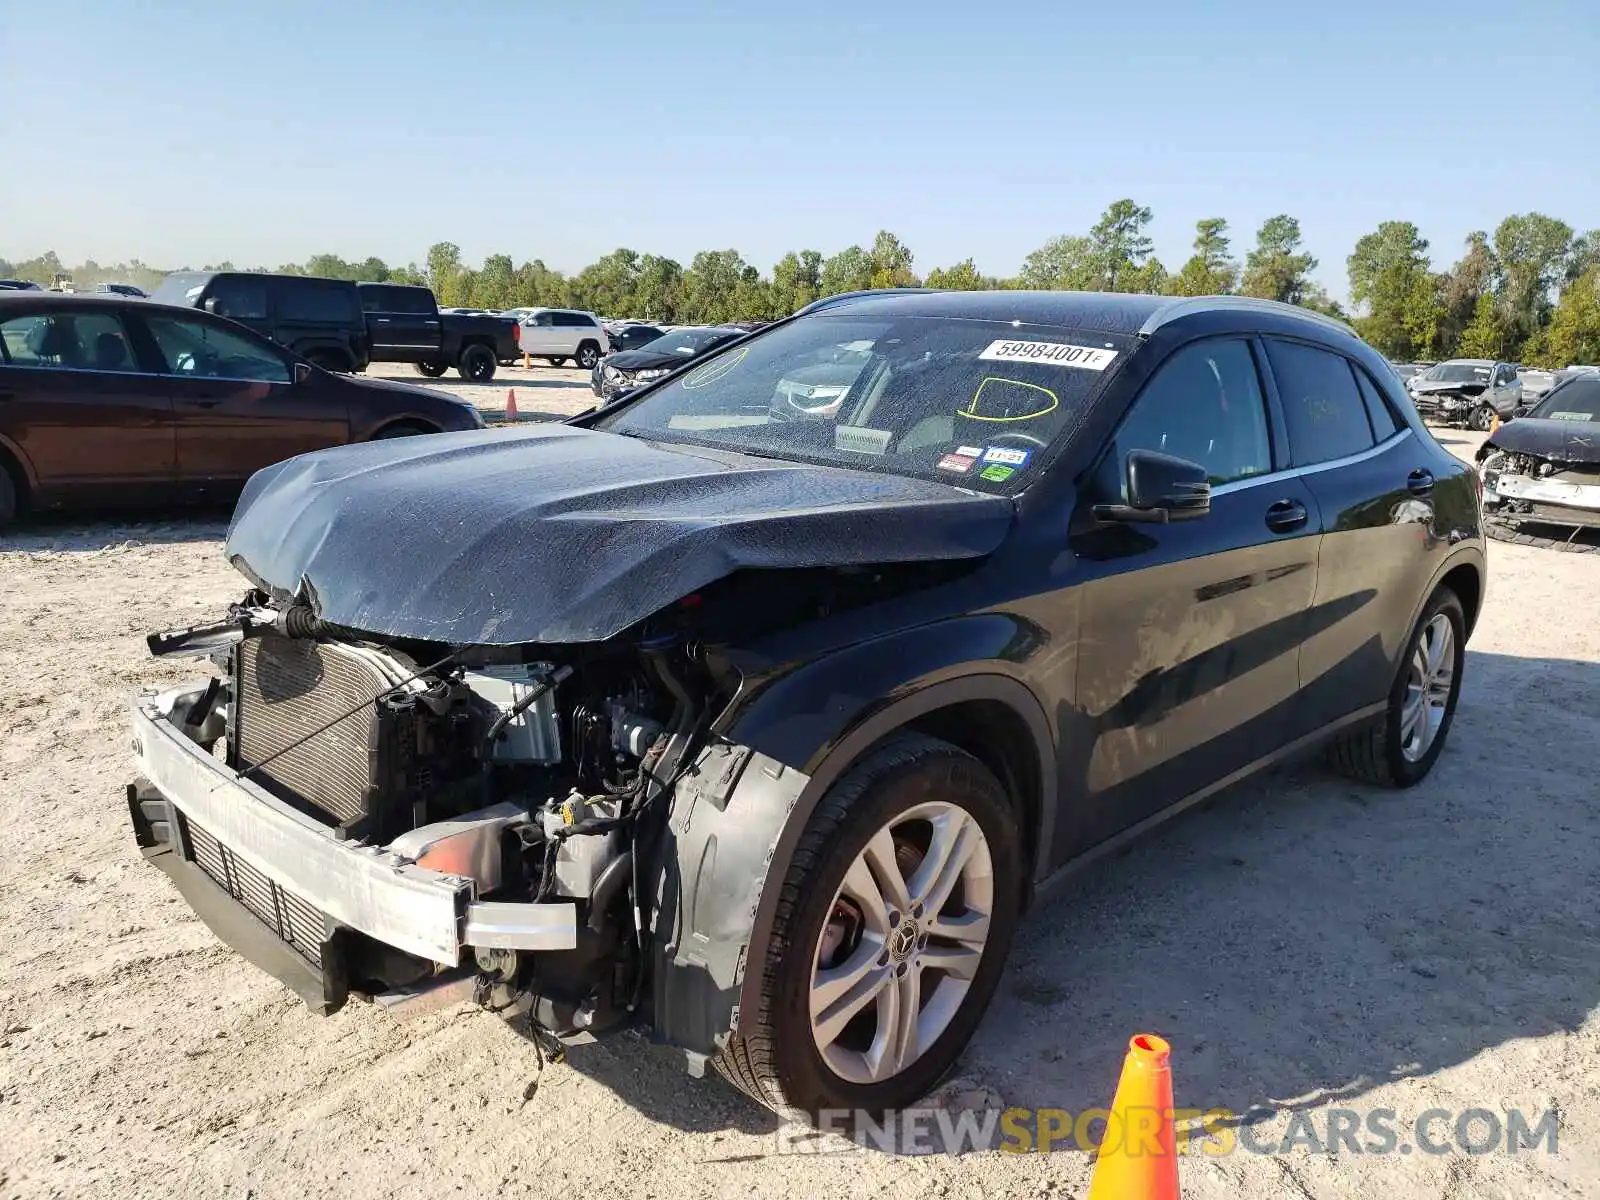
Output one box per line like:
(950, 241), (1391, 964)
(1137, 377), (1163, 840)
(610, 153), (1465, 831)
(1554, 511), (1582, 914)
(505, 389), (519, 421)
(1488, 412), (1501, 434)
(1087, 1034), (1180, 1200)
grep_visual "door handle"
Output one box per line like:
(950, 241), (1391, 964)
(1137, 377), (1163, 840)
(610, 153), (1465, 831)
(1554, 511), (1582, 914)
(1264, 498), (1308, 533)
(192, 398), (224, 409)
(1407, 468), (1435, 495)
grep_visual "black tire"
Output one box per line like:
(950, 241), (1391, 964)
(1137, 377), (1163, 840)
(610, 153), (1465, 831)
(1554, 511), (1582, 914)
(575, 342), (601, 371)
(713, 733), (1023, 1123)
(0, 461), (19, 529)
(373, 422), (435, 439)
(457, 344), (496, 382)
(1327, 587), (1466, 787)
(307, 349), (352, 372)
(1467, 404), (1494, 432)
(545, 357), (567, 367)
(1486, 516), (1600, 553)
(413, 360), (448, 378)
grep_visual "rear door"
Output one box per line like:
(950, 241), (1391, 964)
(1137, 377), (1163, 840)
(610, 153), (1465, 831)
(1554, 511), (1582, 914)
(0, 305), (176, 502)
(363, 285), (440, 360)
(1063, 336), (1322, 858)
(270, 277), (364, 367)
(1262, 338), (1435, 732)
(136, 309), (348, 492)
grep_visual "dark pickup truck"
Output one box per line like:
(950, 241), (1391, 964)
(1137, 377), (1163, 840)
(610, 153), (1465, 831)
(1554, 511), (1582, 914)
(357, 283), (520, 383)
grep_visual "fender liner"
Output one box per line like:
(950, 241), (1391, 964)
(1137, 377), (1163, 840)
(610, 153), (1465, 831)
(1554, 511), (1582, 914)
(650, 673), (1054, 1070)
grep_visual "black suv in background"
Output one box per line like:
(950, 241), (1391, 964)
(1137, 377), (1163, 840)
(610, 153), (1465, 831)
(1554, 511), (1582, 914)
(356, 284), (519, 383)
(151, 272), (370, 373)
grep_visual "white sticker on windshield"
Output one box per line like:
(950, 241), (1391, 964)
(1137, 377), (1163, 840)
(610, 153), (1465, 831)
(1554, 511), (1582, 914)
(835, 425), (892, 455)
(1550, 411), (1590, 421)
(978, 339), (1117, 370)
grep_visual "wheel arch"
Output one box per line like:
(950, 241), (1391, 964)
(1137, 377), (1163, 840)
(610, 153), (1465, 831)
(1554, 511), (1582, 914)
(0, 431), (37, 501)
(651, 671), (1056, 1069)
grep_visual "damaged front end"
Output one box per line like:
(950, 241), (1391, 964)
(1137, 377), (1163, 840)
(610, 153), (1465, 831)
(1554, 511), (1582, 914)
(1479, 439), (1600, 532)
(132, 592), (713, 1040)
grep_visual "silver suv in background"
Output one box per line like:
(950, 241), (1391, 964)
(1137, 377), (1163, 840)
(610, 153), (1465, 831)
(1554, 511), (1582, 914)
(515, 308), (610, 369)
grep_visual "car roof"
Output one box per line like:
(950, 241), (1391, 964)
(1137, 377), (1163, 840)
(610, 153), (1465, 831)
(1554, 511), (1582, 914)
(802, 289), (1356, 339)
(0, 291), (229, 319)
(1440, 357), (1496, 367)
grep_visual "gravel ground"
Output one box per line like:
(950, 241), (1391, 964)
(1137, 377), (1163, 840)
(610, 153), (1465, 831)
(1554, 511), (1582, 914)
(4, 426), (1600, 1199)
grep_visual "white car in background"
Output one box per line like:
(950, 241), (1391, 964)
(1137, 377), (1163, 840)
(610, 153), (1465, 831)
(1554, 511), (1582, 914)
(515, 308), (611, 369)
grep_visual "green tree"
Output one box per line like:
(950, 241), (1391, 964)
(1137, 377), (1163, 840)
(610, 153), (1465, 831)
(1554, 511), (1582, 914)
(1087, 199), (1155, 291)
(924, 258), (986, 290)
(1436, 231), (1497, 358)
(569, 248), (641, 317)
(770, 250), (824, 313)
(426, 242), (472, 305)
(1017, 234), (1098, 289)
(868, 230), (918, 288)
(474, 254), (516, 310)
(1240, 215), (1318, 304)
(1544, 266), (1600, 367)
(511, 259), (566, 308)
(731, 265), (774, 320)
(1492, 212), (1574, 352)
(1168, 218), (1238, 296)
(679, 249), (750, 323)
(1457, 293), (1509, 359)
(633, 254), (683, 321)
(820, 245), (873, 296)
(1121, 257), (1168, 295)
(1348, 221), (1440, 359)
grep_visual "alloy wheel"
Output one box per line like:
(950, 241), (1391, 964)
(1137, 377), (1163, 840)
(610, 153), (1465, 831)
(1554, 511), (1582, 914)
(1400, 612), (1455, 762)
(808, 801), (994, 1085)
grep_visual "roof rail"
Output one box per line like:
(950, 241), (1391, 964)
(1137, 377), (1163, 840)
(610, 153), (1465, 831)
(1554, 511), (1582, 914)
(794, 287), (937, 317)
(1140, 295), (1356, 339)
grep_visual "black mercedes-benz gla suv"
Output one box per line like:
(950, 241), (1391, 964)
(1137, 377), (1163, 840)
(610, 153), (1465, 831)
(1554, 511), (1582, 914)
(131, 289), (1483, 1123)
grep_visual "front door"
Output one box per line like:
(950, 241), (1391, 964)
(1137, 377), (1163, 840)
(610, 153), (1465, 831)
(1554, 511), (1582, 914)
(1059, 336), (1321, 861)
(0, 306), (176, 502)
(135, 310), (348, 492)
(520, 312), (558, 355)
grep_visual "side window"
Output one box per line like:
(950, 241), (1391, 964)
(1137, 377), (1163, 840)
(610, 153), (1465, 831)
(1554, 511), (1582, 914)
(1264, 339), (1375, 466)
(1352, 365), (1401, 440)
(1108, 338), (1273, 491)
(143, 315), (292, 383)
(0, 311), (142, 372)
(396, 288), (436, 315)
(278, 280), (359, 324)
(207, 276), (269, 321)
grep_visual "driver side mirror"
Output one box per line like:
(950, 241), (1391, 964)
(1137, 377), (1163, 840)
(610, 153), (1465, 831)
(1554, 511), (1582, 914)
(202, 297), (221, 314)
(293, 361), (313, 385)
(1093, 449), (1211, 524)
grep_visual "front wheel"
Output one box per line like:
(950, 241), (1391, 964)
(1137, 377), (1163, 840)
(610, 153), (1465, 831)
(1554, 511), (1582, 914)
(714, 734), (1022, 1122)
(1467, 404), (1494, 432)
(457, 344), (496, 382)
(1327, 587), (1466, 786)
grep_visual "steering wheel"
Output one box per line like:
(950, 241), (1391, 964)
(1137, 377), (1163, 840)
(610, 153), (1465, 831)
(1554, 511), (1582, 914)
(983, 430), (1049, 452)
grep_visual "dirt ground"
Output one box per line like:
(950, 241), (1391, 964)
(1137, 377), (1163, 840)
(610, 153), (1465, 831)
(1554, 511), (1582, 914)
(3, 410), (1600, 1199)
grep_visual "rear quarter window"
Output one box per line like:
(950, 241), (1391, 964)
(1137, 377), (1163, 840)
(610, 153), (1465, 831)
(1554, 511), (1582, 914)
(277, 279), (360, 324)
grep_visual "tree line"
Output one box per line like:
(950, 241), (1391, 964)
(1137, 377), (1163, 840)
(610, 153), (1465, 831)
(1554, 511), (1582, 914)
(6, 200), (1597, 367)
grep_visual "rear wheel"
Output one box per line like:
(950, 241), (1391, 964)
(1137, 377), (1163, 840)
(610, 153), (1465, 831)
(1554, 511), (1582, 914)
(1327, 587), (1465, 787)
(413, 360), (448, 378)
(457, 344), (496, 382)
(575, 342), (601, 370)
(714, 734), (1023, 1122)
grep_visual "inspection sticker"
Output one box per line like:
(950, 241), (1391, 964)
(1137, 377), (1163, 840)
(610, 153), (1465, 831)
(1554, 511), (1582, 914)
(978, 340), (1117, 370)
(835, 425), (892, 455)
(937, 452), (978, 473)
(979, 464), (1016, 482)
(981, 446), (1031, 467)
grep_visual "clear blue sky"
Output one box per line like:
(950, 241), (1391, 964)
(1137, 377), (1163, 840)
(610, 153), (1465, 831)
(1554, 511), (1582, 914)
(2, 0), (1595, 299)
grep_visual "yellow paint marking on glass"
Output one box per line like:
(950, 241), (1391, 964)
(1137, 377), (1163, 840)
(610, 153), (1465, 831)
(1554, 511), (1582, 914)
(959, 376), (1059, 422)
(682, 346), (749, 389)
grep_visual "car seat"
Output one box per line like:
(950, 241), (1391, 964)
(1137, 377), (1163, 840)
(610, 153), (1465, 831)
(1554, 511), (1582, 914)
(28, 317), (81, 367)
(93, 331), (132, 372)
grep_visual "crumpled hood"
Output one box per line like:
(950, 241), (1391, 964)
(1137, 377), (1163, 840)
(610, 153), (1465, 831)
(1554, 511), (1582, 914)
(224, 424), (1014, 645)
(1486, 417), (1600, 463)
(605, 347), (697, 372)
(1412, 379), (1488, 397)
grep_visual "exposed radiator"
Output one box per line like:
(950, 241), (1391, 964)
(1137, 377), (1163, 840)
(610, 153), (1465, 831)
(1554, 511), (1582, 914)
(234, 634), (410, 827)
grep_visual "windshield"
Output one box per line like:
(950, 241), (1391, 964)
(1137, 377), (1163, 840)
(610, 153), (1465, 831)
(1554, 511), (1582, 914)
(596, 314), (1134, 492)
(641, 328), (730, 356)
(1427, 361), (1492, 383)
(1530, 379), (1600, 423)
(150, 272), (211, 306)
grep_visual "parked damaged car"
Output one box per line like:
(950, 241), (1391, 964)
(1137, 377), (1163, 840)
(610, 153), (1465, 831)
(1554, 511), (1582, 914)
(1408, 358), (1523, 429)
(1478, 373), (1600, 550)
(129, 290), (1484, 1122)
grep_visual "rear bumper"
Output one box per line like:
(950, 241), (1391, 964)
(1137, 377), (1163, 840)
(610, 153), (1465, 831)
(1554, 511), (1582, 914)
(129, 684), (577, 1004)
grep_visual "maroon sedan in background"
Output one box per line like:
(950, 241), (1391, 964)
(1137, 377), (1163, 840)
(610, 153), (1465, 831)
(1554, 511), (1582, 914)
(0, 293), (485, 527)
